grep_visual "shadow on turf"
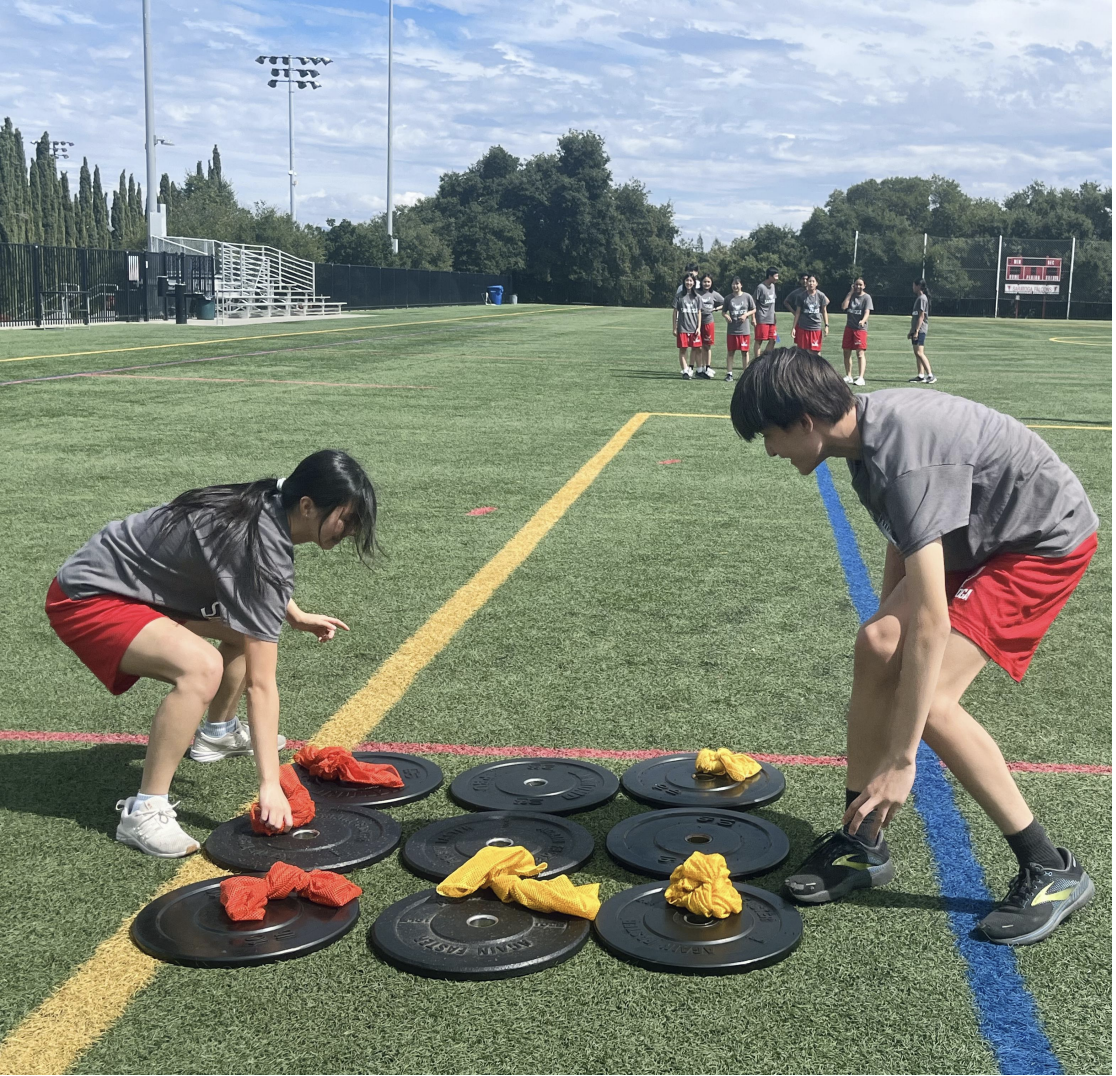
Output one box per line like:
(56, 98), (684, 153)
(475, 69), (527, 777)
(0, 744), (222, 835)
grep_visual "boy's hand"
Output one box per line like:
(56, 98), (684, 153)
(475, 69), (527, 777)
(256, 781), (294, 833)
(843, 761), (917, 842)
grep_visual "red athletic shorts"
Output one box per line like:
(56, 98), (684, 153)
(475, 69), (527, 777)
(794, 328), (823, 352)
(945, 533), (1097, 682)
(701, 322), (715, 347)
(45, 577), (185, 694)
(756, 323), (777, 341)
(842, 327), (867, 351)
(727, 334), (750, 353)
(676, 331), (701, 350)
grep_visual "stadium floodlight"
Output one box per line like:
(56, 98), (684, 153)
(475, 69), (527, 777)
(387, 0), (396, 254)
(255, 53), (331, 220)
(51, 140), (74, 160)
(155, 137), (174, 146)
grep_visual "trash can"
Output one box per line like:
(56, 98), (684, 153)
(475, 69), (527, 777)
(510, 294), (518, 305)
(195, 296), (216, 320)
(486, 285), (504, 306)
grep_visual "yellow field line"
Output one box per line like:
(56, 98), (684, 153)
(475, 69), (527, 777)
(0, 306), (572, 366)
(1048, 337), (1109, 345)
(0, 409), (651, 1076)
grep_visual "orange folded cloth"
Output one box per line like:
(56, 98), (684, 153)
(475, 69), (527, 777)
(294, 744), (404, 787)
(436, 845), (601, 920)
(220, 861), (362, 921)
(694, 747), (763, 783)
(247, 763), (316, 834)
(664, 851), (742, 919)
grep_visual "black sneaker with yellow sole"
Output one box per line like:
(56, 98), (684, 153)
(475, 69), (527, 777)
(977, 848), (1093, 946)
(785, 829), (895, 904)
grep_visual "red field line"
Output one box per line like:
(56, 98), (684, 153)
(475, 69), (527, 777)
(1, 729), (1109, 774)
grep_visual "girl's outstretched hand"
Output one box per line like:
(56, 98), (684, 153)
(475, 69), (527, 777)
(257, 781), (294, 833)
(286, 600), (350, 642)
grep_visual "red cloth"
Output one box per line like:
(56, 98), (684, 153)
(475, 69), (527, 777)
(220, 861), (362, 921)
(248, 764), (316, 834)
(727, 333), (750, 353)
(700, 322), (715, 346)
(842, 327), (868, 351)
(755, 323), (778, 341)
(293, 745), (403, 787)
(945, 533), (1097, 682)
(45, 578), (185, 695)
(676, 332), (701, 350)
(793, 327), (823, 352)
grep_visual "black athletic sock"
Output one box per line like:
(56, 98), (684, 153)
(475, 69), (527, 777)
(843, 789), (885, 849)
(1005, 819), (1063, 870)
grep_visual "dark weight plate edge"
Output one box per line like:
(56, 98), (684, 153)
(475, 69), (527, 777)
(620, 765), (786, 811)
(447, 784), (619, 816)
(130, 883), (361, 969)
(401, 827), (596, 882)
(592, 884), (803, 976)
(297, 758), (445, 808)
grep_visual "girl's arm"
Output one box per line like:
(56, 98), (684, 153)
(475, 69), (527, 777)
(672, 305), (678, 334)
(286, 598), (349, 642)
(822, 297), (830, 334)
(860, 308), (871, 329)
(841, 289), (852, 311)
(244, 636), (292, 832)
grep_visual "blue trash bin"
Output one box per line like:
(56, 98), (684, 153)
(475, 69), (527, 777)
(486, 285), (504, 306)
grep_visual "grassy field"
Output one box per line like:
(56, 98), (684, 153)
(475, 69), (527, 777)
(0, 307), (1109, 1075)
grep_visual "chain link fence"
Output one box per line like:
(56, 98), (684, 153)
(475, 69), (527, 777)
(852, 234), (1110, 320)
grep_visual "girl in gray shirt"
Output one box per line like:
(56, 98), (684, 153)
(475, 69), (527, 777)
(47, 449), (378, 857)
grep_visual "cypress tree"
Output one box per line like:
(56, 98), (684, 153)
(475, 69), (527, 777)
(0, 118), (31, 243)
(77, 158), (93, 246)
(60, 170), (77, 246)
(27, 143), (43, 244)
(91, 164), (110, 248)
(128, 174), (141, 239)
(111, 170), (126, 247)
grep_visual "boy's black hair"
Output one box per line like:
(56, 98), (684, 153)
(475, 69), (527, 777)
(729, 348), (855, 442)
(764, 267), (778, 278)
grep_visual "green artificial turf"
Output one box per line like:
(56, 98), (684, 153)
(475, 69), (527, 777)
(0, 307), (1109, 1074)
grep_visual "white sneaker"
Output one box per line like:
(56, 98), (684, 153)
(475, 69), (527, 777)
(115, 797), (200, 858)
(854, 376), (865, 386)
(189, 720), (287, 762)
(702, 368), (716, 379)
(682, 367), (693, 380)
(843, 375), (854, 384)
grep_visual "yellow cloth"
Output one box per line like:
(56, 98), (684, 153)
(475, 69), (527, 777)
(435, 845), (601, 920)
(664, 851), (743, 919)
(694, 747), (763, 783)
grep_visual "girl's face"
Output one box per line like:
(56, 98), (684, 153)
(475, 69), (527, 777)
(852, 280), (864, 294)
(684, 275), (696, 291)
(806, 277), (818, 293)
(732, 280), (743, 294)
(702, 276), (713, 290)
(912, 282), (920, 294)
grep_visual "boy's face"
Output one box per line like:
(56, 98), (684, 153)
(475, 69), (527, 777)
(762, 417), (825, 475)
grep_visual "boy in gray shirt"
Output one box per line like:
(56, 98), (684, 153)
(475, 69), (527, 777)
(730, 350), (1097, 946)
(754, 267), (780, 357)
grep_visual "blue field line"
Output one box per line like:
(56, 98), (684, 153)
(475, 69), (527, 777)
(814, 460), (1062, 1076)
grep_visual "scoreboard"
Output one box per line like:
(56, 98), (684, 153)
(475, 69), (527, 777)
(1004, 256), (1062, 295)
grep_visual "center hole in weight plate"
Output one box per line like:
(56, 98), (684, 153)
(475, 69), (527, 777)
(523, 778), (547, 787)
(485, 837), (514, 847)
(685, 833), (712, 844)
(466, 914), (499, 928)
(291, 828), (320, 841)
(682, 912), (717, 927)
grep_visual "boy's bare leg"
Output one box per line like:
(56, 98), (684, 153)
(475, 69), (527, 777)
(842, 349), (853, 378)
(857, 349), (867, 379)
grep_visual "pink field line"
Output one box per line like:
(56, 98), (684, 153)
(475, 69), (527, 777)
(0, 729), (1109, 774)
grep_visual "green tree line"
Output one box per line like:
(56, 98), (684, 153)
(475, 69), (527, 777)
(0, 117), (1108, 306)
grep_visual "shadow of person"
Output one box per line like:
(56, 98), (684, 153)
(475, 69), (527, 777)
(0, 743), (220, 836)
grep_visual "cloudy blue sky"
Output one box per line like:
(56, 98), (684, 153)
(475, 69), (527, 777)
(5, 0), (1111, 241)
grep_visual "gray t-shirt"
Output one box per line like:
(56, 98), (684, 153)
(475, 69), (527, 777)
(754, 282), (777, 324)
(848, 390), (1098, 571)
(794, 290), (829, 331)
(724, 292), (756, 334)
(57, 494), (295, 641)
(911, 293), (929, 334)
(846, 293), (873, 328)
(698, 288), (723, 324)
(674, 292), (701, 334)
(784, 286), (806, 311)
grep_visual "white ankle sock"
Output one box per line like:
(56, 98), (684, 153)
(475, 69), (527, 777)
(133, 791), (169, 809)
(201, 718), (239, 738)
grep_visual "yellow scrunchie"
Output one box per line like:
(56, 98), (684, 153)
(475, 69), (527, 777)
(435, 845), (601, 920)
(664, 851), (743, 919)
(695, 747), (762, 782)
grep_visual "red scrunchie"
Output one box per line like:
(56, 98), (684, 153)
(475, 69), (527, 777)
(294, 744), (404, 788)
(247, 763), (317, 834)
(220, 861), (363, 921)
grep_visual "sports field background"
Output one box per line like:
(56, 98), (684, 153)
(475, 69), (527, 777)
(0, 307), (1109, 1075)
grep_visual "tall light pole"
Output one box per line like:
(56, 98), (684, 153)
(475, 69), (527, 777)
(386, 0), (397, 254)
(142, 0), (159, 246)
(256, 55), (331, 221)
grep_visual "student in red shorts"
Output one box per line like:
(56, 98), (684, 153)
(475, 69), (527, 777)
(45, 450), (377, 857)
(754, 268), (780, 357)
(696, 274), (724, 379)
(840, 278), (873, 385)
(672, 272), (702, 379)
(792, 274), (828, 351)
(721, 276), (756, 382)
(730, 349), (1098, 945)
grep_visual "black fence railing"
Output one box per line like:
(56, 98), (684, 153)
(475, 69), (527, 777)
(315, 263), (513, 310)
(0, 243), (215, 327)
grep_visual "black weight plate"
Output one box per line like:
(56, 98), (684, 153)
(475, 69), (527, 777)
(593, 880), (802, 975)
(449, 757), (619, 815)
(205, 805), (401, 874)
(295, 752), (443, 809)
(606, 808), (790, 879)
(371, 887), (590, 980)
(402, 811), (596, 882)
(131, 876), (359, 968)
(621, 753), (785, 810)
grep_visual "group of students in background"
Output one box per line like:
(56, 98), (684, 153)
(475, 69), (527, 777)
(672, 263), (936, 385)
